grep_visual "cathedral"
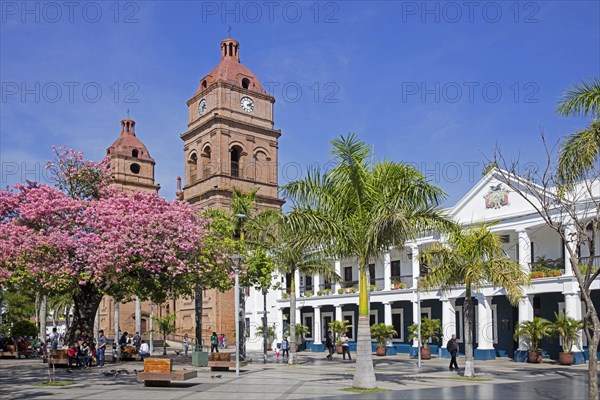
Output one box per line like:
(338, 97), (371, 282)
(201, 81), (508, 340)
(97, 37), (283, 346)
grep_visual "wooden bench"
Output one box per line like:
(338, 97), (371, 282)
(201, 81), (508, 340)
(0, 346), (17, 359)
(136, 358), (197, 387)
(207, 352), (247, 371)
(48, 349), (69, 367)
(120, 345), (141, 361)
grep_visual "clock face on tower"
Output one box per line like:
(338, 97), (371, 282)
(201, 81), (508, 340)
(198, 99), (207, 115)
(240, 96), (254, 113)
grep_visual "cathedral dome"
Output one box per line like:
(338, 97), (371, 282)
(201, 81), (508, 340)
(107, 118), (154, 162)
(195, 38), (266, 95)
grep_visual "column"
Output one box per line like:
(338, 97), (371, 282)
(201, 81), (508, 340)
(383, 251), (391, 291)
(516, 294), (533, 362)
(564, 221), (576, 276)
(517, 229), (531, 274)
(475, 295), (495, 360)
(294, 270), (301, 296)
(94, 307), (100, 345)
(383, 302), (392, 326)
(313, 306), (322, 345)
(334, 260), (341, 293)
(148, 303), (154, 353)
(411, 292), (419, 350)
(313, 274), (321, 296)
(411, 244), (420, 289)
(295, 306), (301, 329)
(440, 296), (456, 358)
(335, 305), (343, 322)
(135, 297), (142, 334)
(276, 308), (284, 342)
(564, 285), (585, 364)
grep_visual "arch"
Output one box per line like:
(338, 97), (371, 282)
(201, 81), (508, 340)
(132, 149), (139, 158)
(230, 145), (242, 178)
(188, 151), (198, 183)
(201, 145), (213, 178)
(229, 42), (233, 56)
(242, 78), (250, 89)
(253, 148), (270, 183)
(202, 80), (207, 89)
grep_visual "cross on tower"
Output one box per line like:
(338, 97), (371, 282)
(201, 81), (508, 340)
(127, 109), (130, 119)
(227, 25), (232, 37)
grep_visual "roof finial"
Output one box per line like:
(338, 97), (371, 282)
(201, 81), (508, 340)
(227, 25), (232, 38)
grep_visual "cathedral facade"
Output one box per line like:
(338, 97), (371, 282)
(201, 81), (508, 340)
(97, 37), (282, 347)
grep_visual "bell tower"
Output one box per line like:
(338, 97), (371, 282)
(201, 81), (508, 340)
(180, 37), (283, 210)
(107, 118), (160, 193)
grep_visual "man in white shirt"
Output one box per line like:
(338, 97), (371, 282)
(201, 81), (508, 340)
(139, 340), (150, 360)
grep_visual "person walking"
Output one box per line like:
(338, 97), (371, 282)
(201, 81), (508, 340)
(182, 334), (189, 356)
(139, 340), (150, 360)
(280, 336), (290, 358)
(96, 330), (106, 367)
(340, 333), (351, 360)
(210, 332), (219, 353)
(325, 331), (334, 360)
(222, 334), (227, 349)
(447, 334), (459, 370)
(49, 328), (58, 350)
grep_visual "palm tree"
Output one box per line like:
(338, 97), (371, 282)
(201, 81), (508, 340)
(282, 134), (452, 388)
(419, 223), (530, 377)
(556, 78), (600, 184)
(270, 221), (337, 365)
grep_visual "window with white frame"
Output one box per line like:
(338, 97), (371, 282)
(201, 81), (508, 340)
(421, 307), (432, 343)
(303, 313), (314, 340)
(342, 311), (355, 340)
(369, 310), (378, 327)
(392, 309), (404, 341)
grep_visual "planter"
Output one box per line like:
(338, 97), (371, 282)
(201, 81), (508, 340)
(375, 346), (386, 356)
(420, 347), (431, 360)
(558, 352), (573, 365)
(336, 345), (343, 354)
(528, 351), (542, 363)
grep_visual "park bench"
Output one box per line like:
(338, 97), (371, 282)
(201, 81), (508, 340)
(0, 345), (17, 359)
(48, 349), (69, 367)
(120, 345), (141, 361)
(136, 358), (197, 387)
(207, 352), (247, 371)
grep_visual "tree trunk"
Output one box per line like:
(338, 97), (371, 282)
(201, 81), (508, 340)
(353, 267), (376, 389)
(65, 305), (71, 331)
(39, 295), (47, 342)
(289, 272), (297, 364)
(463, 294), (475, 377)
(195, 286), (203, 351)
(149, 303), (154, 353)
(67, 284), (103, 344)
(579, 275), (599, 400)
(163, 332), (167, 355)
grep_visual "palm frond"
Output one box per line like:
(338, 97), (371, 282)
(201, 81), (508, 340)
(558, 120), (600, 184)
(556, 77), (600, 117)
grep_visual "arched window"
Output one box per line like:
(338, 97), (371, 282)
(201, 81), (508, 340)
(132, 149), (139, 158)
(231, 146), (241, 178)
(188, 152), (198, 183)
(242, 78), (250, 89)
(202, 145), (212, 178)
(202, 80), (207, 89)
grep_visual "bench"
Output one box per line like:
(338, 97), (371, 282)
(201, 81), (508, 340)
(48, 349), (69, 367)
(120, 345), (141, 361)
(0, 346), (17, 359)
(207, 352), (247, 371)
(136, 358), (197, 387)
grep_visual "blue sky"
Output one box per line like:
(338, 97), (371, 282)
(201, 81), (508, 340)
(1, 1), (599, 206)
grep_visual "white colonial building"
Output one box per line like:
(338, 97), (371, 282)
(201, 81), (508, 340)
(244, 170), (600, 364)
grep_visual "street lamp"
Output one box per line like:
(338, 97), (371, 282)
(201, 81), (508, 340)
(231, 253), (242, 377)
(416, 277), (422, 369)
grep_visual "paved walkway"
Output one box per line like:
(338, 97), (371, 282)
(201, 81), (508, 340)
(0, 351), (591, 400)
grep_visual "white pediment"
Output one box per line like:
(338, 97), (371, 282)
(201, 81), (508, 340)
(449, 169), (546, 225)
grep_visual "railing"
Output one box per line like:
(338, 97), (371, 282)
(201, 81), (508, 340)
(341, 280), (358, 289)
(370, 277), (385, 291)
(579, 255), (600, 268)
(390, 275), (413, 288)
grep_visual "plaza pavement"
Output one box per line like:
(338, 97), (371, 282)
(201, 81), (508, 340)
(0, 350), (591, 400)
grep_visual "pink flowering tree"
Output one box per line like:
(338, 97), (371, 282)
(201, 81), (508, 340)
(0, 148), (214, 342)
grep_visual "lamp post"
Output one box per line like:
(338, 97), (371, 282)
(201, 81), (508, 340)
(416, 278), (422, 369)
(232, 253), (242, 377)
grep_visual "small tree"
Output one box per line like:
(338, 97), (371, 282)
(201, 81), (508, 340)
(328, 320), (352, 345)
(514, 317), (552, 353)
(255, 324), (277, 341)
(370, 323), (397, 349)
(152, 312), (177, 356)
(551, 312), (583, 354)
(408, 317), (441, 349)
(10, 320), (38, 338)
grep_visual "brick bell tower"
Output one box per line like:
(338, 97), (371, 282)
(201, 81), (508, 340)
(180, 37), (283, 210)
(107, 118), (160, 193)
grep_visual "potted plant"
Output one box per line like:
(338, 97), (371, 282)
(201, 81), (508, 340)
(255, 324), (277, 351)
(392, 279), (402, 289)
(324, 288), (332, 295)
(337, 288), (345, 295)
(370, 323), (397, 356)
(370, 284), (377, 292)
(304, 291), (313, 297)
(551, 312), (582, 365)
(328, 320), (352, 354)
(288, 324), (310, 351)
(514, 317), (552, 363)
(408, 317), (441, 360)
(281, 291), (289, 300)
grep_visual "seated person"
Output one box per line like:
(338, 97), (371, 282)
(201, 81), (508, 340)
(17, 338), (27, 358)
(119, 332), (129, 349)
(139, 340), (149, 360)
(80, 341), (92, 368)
(67, 344), (79, 369)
